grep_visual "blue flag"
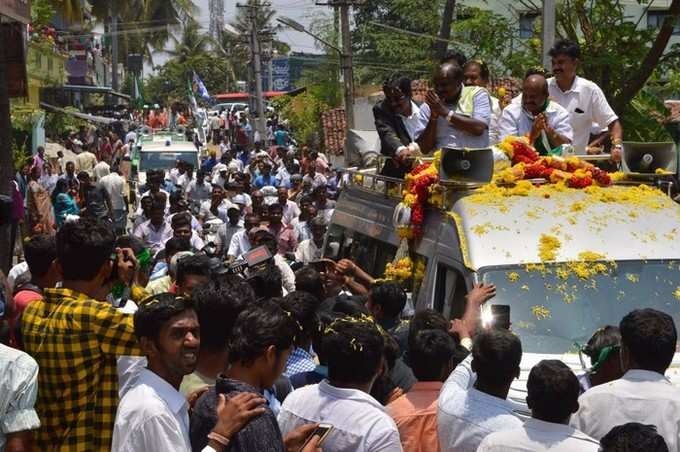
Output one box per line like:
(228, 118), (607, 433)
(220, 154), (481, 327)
(193, 72), (211, 101)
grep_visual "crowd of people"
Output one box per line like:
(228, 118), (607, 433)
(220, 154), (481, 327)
(1, 217), (677, 452)
(0, 37), (678, 452)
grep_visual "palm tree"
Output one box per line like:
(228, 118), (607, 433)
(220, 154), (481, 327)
(167, 18), (212, 63)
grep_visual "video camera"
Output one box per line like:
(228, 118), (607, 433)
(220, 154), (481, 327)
(206, 245), (274, 278)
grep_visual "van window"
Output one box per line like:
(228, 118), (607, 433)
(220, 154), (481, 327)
(326, 224), (397, 277)
(434, 264), (468, 320)
(325, 225), (428, 302)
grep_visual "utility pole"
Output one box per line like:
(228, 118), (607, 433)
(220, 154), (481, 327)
(338, 1), (355, 130)
(111, 14), (119, 91)
(238, 1), (267, 139)
(542, 0), (556, 70)
(435, 0), (456, 61)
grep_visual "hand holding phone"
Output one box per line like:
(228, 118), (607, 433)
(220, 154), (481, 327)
(300, 424), (333, 451)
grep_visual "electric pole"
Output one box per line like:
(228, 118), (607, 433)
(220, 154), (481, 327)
(238, 1), (267, 139)
(331, 1), (355, 130)
(542, 0), (556, 70)
(111, 14), (119, 92)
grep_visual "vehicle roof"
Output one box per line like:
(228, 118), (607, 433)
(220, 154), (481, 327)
(453, 183), (680, 270)
(138, 134), (196, 153)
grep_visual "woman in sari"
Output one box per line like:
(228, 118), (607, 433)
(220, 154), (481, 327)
(27, 166), (55, 235)
(52, 178), (80, 228)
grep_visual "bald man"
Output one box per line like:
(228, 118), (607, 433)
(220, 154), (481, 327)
(499, 71), (573, 155)
(419, 62), (492, 152)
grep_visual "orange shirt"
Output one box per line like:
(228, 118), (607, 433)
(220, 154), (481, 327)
(387, 381), (443, 452)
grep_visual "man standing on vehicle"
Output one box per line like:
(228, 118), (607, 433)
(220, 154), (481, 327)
(547, 40), (623, 159)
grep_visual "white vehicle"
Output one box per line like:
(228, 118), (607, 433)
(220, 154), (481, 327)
(326, 155), (680, 411)
(131, 131), (200, 197)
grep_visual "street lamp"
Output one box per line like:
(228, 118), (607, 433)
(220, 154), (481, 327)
(277, 16), (355, 129)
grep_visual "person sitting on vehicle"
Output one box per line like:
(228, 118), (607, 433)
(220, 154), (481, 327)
(571, 309), (680, 451)
(498, 70), (573, 154)
(477, 360), (600, 451)
(578, 326), (624, 393)
(387, 329), (457, 452)
(600, 423), (669, 452)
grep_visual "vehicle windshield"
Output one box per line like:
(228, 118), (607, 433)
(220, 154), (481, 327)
(139, 151), (197, 171)
(480, 260), (680, 354)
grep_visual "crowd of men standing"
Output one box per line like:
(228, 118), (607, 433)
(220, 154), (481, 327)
(0, 37), (678, 452)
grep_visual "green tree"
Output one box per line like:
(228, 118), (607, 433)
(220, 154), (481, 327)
(166, 18), (211, 63)
(143, 53), (229, 105)
(274, 93), (330, 147)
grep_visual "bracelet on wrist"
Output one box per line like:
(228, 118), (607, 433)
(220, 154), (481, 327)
(208, 431), (231, 447)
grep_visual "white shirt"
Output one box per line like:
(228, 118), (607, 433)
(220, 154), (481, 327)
(295, 239), (322, 264)
(0, 344), (40, 452)
(303, 173), (327, 189)
(199, 199), (233, 223)
(112, 368), (191, 452)
(7, 261), (29, 294)
(278, 380), (403, 452)
(125, 131), (137, 144)
(437, 356), (523, 452)
(227, 229), (251, 258)
(94, 161), (110, 181)
(433, 88), (491, 149)
(477, 418), (599, 452)
(399, 101), (429, 142)
(185, 179), (212, 203)
(498, 101), (574, 144)
(274, 254), (296, 295)
(547, 76), (618, 153)
(281, 199), (301, 225)
(571, 369), (680, 452)
(100, 172), (127, 211)
(489, 96), (502, 145)
(133, 220), (173, 255)
(218, 222), (244, 256)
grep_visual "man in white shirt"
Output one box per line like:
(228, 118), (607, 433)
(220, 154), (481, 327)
(499, 71), (573, 154)
(218, 207), (244, 258)
(478, 360), (599, 452)
(277, 187), (301, 225)
(133, 201), (173, 255)
(199, 185), (233, 224)
(438, 328), (523, 452)
(0, 343), (40, 451)
(295, 217), (325, 264)
(420, 62), (491, 152)
(571, 308), (680, 452)
(227, 214), (260, 260)
(100, 165), (128, 235)
(186, 170), (212, 205)
(278, 316), (403, 452)
(112, 293), (267, 452)
(547, 39), (623, 158)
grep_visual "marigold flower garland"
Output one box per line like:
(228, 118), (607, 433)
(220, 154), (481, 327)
(495, 136), (613, 189)
(399, 150), (442, 239)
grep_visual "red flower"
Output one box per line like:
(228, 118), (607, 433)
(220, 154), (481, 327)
(592, 167), (612, 186)
(568, 174), (593, 189)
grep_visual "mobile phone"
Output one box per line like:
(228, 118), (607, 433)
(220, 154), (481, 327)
(491, 304), (511, 330)
(299, 424), (334, 451)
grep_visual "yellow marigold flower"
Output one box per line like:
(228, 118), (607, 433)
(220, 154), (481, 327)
(538, 234), (561, 262)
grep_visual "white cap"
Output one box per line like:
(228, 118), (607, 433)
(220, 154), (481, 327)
(232, 194), (247, 205)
